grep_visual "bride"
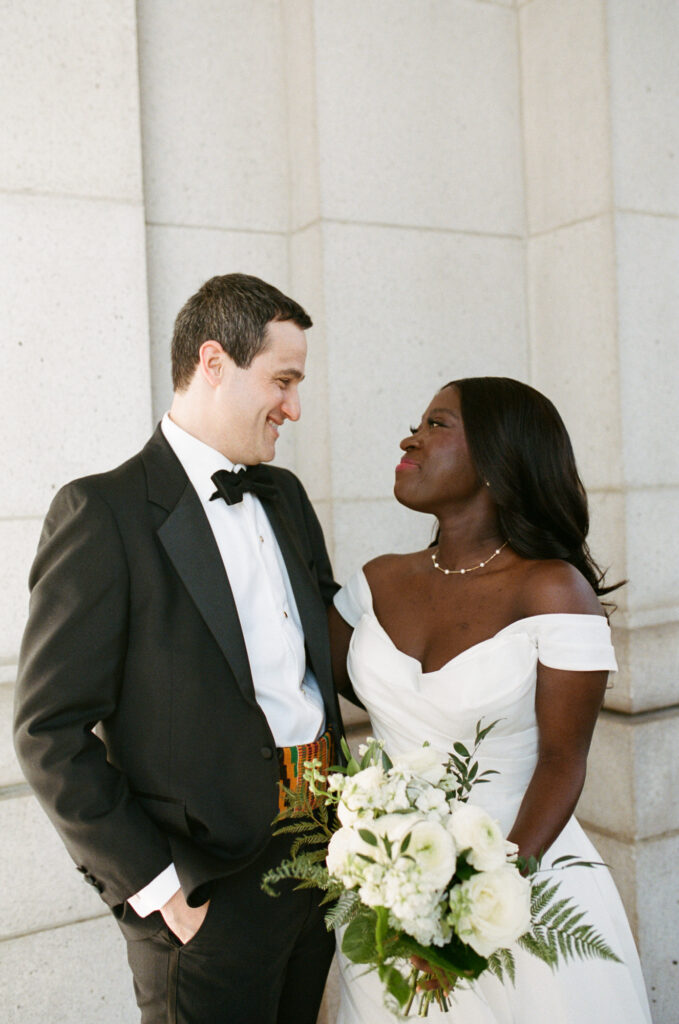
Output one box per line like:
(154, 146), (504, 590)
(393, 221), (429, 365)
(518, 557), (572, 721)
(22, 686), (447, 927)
(328, 377), (651, 1023)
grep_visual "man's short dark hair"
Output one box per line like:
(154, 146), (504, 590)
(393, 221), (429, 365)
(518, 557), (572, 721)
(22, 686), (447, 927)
(171, 273), (313, 391)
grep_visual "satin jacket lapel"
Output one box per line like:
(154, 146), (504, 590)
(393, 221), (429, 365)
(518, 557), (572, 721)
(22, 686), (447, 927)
(261, 497), (334, 705)
(143, 429), (256, 705)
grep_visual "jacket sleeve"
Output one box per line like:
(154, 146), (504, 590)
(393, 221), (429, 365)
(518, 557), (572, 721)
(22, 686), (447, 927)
(13, 480), (173, 909)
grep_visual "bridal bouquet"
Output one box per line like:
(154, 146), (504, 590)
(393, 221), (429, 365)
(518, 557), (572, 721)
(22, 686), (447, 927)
(262, 722), (620, 1017)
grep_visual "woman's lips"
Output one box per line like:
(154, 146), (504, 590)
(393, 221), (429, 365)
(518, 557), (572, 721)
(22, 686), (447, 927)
(395, 458), (419, 472)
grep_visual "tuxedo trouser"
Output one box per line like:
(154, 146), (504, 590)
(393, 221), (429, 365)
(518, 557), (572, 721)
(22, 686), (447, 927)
(120, 832), (335, 1024)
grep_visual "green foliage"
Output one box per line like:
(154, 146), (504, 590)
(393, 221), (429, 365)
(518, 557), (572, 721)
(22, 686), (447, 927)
(445, 718), (500, 802)
(342, 912), (379, 964)
(518, 877), (622, 969)
(378, 963), (411, 1006)
(324, 889), (361, 930)
(487, 947), (516, 985)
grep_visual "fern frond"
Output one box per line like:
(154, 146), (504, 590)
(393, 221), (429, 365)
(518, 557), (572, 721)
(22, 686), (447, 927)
(324, 889), (361, 930)
(487, 947), (516, 984)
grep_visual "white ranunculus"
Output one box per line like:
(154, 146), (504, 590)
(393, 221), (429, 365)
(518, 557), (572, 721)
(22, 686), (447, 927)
(326, 826), (357, 878)
(451, 867), (531, 957)
(407, 820), (457, 889)
(337, 797), (360, 827)
(448, 803), (508, 871)
(372, 811), (421, 851)
(392, 746), (448, 784)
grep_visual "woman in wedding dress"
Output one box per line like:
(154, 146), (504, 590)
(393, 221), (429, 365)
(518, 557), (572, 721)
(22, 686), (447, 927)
(328, 377), (651, 1023)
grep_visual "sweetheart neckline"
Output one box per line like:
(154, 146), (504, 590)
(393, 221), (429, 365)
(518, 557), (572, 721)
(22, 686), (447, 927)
(353, 568), (608, 676)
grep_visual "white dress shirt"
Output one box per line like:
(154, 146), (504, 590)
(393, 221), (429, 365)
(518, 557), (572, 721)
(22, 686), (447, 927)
(129, 414), (325, 916)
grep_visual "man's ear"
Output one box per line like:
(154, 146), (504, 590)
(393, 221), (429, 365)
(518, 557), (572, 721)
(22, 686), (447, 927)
(198, 340), (231, 389)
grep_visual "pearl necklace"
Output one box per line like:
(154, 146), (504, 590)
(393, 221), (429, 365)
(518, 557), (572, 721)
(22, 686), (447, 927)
(431, 540), (508, 576)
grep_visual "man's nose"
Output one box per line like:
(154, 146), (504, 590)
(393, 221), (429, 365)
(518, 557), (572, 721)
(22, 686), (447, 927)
(282, 390), (301, 422)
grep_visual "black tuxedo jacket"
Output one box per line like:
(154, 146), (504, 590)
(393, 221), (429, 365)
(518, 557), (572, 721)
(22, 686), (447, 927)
(14, 427), (343, 911)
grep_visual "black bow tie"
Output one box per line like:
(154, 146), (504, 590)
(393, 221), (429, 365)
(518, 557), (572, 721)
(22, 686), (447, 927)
(210, 467), (278, 506)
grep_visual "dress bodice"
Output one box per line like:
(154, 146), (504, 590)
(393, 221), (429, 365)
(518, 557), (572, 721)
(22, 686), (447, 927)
(335, 569), (617, 833)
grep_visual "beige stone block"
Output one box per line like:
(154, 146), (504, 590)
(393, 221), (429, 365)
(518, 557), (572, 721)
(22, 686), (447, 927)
(322, 222), (527, 501)
(2, 915), (137, 1024)
(579, 706), (679, 841)
(0, 193), (152, 519)
(584, 830), (679, 1023)
(607, 620), (679, 714)
(0, 683), (23, 787)
(616, 212), (679, 487)
(528, 216), (622, 490)
(625, 487), (679, 620)
(309, 498), (334, 568)
(1, 0), (142, 200)
(587, 489), (627, 615)
(318, 958), (340, 1024)
(339, 695), (370, 732)
(281, 0), (321, 231)
(137, 0), (288, 231)
(607, 0), (679, 216)
(0, 518), (43, 665)
(313, 0), (523, 234)
(144, 223), (289, 423)
(634, 834), (679, 1024)
(0, 793), (105, 940)
(332, 498), (435, 586)
(520, 0), (611, 233)
(290, 224), (331, 502)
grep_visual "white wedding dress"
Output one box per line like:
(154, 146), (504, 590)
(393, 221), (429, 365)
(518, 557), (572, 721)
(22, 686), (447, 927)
(333, 570), (652, 1024)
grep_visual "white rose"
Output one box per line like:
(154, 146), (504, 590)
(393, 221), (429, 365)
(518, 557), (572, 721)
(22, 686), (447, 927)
(448, 803), (508, 871)
(407, 820), (457, 890)
(392, 746), (448, 784)
(451, 867), (531, 957)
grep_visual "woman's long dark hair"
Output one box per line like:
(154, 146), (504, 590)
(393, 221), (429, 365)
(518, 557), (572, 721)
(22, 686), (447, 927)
(446, 377), (620, 597)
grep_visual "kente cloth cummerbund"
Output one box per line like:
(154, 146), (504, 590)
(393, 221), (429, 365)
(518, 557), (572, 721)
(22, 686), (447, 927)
(277, 729), (335, 813)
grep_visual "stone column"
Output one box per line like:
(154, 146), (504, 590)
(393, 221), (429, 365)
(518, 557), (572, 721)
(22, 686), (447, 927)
(0, 1), (151, 1019)
(520, 1), (679, 1019)
(285, 0), (527, 583)
(137, 0), (293, 453)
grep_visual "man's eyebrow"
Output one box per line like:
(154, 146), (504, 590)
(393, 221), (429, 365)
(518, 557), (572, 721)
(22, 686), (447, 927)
(278, 368), (305, 381)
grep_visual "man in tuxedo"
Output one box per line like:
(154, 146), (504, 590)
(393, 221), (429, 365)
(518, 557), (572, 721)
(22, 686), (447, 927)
(14, 273), (343, 1023)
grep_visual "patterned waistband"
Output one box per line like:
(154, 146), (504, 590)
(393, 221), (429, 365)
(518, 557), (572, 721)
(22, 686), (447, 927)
(277, 729), (334, 813)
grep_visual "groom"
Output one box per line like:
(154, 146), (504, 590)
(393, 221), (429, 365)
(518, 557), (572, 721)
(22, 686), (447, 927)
(14, 273), (343, 1023)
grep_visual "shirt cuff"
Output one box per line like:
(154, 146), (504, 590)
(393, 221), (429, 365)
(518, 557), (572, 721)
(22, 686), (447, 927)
(128, 863), (181, 918)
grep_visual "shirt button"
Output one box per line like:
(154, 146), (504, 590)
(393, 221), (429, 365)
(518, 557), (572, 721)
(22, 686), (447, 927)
(259, 535), (264, 543)
(260, 746), (274, 760)
(283, 610), (288, 619)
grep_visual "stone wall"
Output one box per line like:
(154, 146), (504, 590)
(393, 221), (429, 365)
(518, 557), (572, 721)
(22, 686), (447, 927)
(2, 2), (676, 1021)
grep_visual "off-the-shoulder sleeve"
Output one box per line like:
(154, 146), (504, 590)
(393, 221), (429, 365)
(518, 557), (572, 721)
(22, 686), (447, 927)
(333, 569), (373, 628)
(533, 614), (618, 672)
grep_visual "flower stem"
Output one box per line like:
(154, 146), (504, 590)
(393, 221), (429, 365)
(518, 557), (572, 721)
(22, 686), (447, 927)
(404, 969), (419, 1016)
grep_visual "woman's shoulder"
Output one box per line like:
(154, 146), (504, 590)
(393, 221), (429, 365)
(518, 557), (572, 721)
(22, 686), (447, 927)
(363, 551), (427, 592)
(517, 558), (605, 620)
